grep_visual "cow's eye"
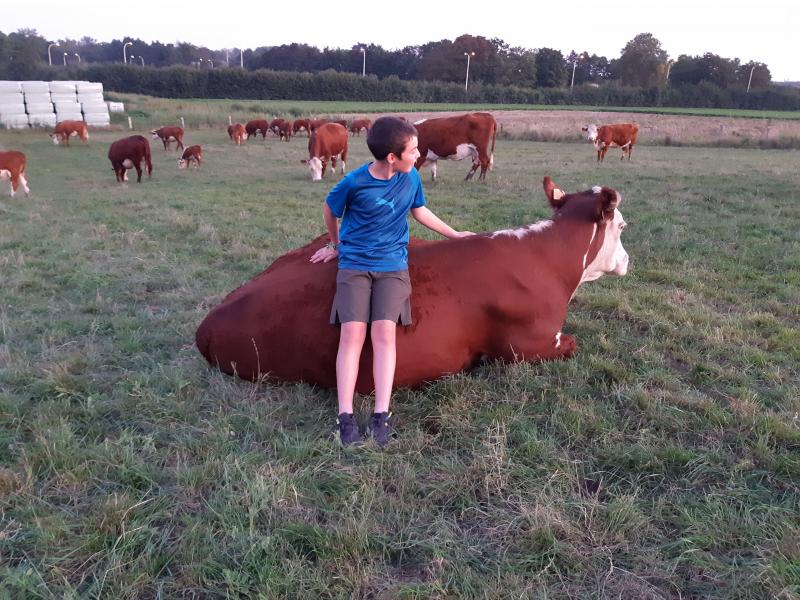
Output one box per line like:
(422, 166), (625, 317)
(619, 222), (627, 230)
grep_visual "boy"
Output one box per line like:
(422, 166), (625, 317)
(309, 116), (473, 447)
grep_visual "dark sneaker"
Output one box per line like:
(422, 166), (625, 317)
(337, 413), (362, 446)
(368, 412), (393, 447)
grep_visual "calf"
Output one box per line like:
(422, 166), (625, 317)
(302, 122), (348, 181)
(414, 112), (497, 181)
(0, 151), (30, 197)
(196, 176), (629, 390)
(178, 145), (203, 169)
(228, 123), (246, 145)
(108, 135), (153, 183)
(349, 118), (372, 136)
(245, 119), (269, 139)
(151, 126), (185, 151)
(50, 120), (89, 146)
(582, 123), (639, 162)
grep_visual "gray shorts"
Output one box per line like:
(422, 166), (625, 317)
(330, 268), (412, 325)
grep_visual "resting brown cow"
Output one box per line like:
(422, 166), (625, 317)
(228, 123), (246, 145)
(50, 120), (89, 146)
(582, 123), (639, 162)
(349, 118), (372, 136)
(414, 112), (497, 181)
(0, 151), (30, 197)
(178, 145), (202, 169)
(108, 135), (153, 183)
(245, 119), (269, 139)
(302, 122), (348, 181)
(195, 176), (629, 391)
(151, 126), (185, 151)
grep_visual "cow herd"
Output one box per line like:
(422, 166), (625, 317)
(0, 112), (639, 197)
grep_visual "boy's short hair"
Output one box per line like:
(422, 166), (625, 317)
(367, 117), (418, 160)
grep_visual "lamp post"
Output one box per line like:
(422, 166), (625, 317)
(570, 61), (577, 90)
(63, 52), (68, 66)
(138, 56), (144, 67)
(665, 60), (674, 85)
(225, 48), (229, 66)
(360, 47), (366, 76)
(464, 51), (475, 91)
(47, 43), (58, 66)
(123, 41), (132, 64)
(746, 65), (756, 93)
(208, 58), (213, 68)
(74, 53), (81, 64)
(240, 48), (244, 69)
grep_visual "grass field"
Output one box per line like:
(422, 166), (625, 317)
(1, 124), (799, 599)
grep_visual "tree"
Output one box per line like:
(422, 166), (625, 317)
(534, 48), (565, 87)
(615, 33), (668, 87)
(737, 61), (771, 88)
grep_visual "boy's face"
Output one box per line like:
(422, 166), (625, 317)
(389, 135), (420, 173)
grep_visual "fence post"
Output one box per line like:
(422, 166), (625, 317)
(228, 115), (232, 126)
(180, 116), (185, 129)
(128, 116), (133, 130)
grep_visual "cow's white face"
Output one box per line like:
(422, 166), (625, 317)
(308, 157), (323, 181)
(177, 159), (188, 169)
(583, 124), (598, 142)
(50, 134), (60, 146)
(581, 204), (628, 283)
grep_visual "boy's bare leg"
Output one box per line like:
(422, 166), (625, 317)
(337, 321), (368, 414)
(370, 320), (397, 413)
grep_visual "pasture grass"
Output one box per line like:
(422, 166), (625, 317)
(102, 92), (800, 131)
(1, 125), (799, 599)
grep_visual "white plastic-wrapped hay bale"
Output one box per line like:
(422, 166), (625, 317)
(55, 103), (83, 121)
(25, 102), (54, 114)
(107, 101), (125, 113)
(24, 92), (52, 106)
(49, 81), (77, 94)
(77, 92), (104, 105)
(21, 81), (50, 94)
(76, 81), (103, 94)
(28, 113), (58, 127)
(51, 92), (78, 103)
(0, 81), (22, 93)
(0, 101), (26, 115)
(0, 113), (30, 128)
(84, 114), (110, 127)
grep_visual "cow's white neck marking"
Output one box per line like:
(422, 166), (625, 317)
(582, 223), (598, 269)
(491, 219), (553, 239)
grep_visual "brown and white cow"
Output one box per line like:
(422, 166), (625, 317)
(414, 112), (497, 181)
(0, 151), (30, 197)
(195, 176), (629, 391)
(151, 126), (185, 151)
(349, 118), (372, 136)
(582, 123), (639, 162)
(50, 120), (89, 146)
(277, 120), (293, 141)
(245, 119), (269, 139)
(268, 118), (286, 136)
(302, 122), (348, 181)
(227, 123), (246, 145)
(292, 119), (311, 137)
(308, 118), (329, 133)
(177, 145), (203, 169)
(108, 135), (153, 183)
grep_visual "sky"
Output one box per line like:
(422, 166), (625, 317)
(6, 0), (799, 81)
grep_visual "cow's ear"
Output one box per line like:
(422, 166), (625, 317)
(300, 159), (308, 164)
(543, 176), (567, 208)
(596, 187), (621, 221)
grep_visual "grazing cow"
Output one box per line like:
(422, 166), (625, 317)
(195, 176), (629, 391)
(0, 151), (30, 197)
(151, 126), (185, 151)
(178, 145), (203, 169)
(292, 119), (311, 137)
(308, 118), (329, 133)
(108, 135), (153, 183)
(349, 118), (372, 136)
(582, 123), (639, 162)
(50, 120), (89, 146)
(228, 123), (246, 145)
(414, 112), (497, 181)
(269, 118), (286, 136)
(245, 119), (269, 139)
(301, 122), (348, 181)
(332, 119), (347, 128)
(277, 120), (293, 141)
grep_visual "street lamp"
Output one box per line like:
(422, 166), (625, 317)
(570, 61), (577, 90)
(360, 47), (366, 77)
(63, 52), (68, 66)
(138, 56), (144, 67)
(208, 58), (213, 68)
(464, 51), (475, 91)
(665, 60), (674, 85)
(74, 53), (81, 64)
(746, 65), (756, 93)
(47, 43), (58, 66)
(239, 48), (244, 69)
(123, 41), (132, 64)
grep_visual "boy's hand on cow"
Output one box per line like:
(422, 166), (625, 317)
(454, 231), (476, 238)
(310, 246), (338, 263)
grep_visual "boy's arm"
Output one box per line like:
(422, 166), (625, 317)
(410, 206), (474, 239)
(309, 202), (340, 263)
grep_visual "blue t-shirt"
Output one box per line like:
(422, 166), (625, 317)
(326, 163), (426, 271)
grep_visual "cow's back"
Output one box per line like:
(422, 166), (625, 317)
(309, 123), (348, 157)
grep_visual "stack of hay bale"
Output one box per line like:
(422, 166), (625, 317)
(23, 80), (57, 127)
(0, 81), (29, 128)
(49, 81), (84, 123)
(77, 82), (110, 126)
(0, 80), (112, 128)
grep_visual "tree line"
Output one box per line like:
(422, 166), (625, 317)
(1, 29), (779, 90)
